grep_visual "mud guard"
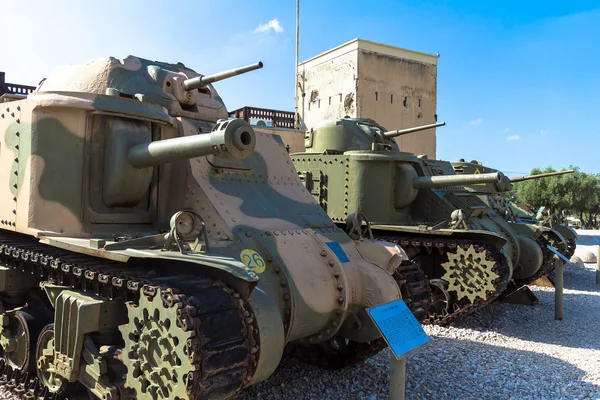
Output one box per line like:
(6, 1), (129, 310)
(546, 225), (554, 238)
(40, 236), (258, 299)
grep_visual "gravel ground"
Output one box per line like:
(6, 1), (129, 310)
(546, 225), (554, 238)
(573, 229), (600, 263)
(239, 231), (600, 400)
(2, 232), (600, 399)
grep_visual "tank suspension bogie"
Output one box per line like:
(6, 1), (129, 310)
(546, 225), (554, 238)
(2, 308), (52, 373)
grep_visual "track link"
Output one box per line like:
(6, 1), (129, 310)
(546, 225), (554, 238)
(0, 231), (255, 399)
(392, 261), (431, 322)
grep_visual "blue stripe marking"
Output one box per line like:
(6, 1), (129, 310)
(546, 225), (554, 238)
(325, 242), (349, 263)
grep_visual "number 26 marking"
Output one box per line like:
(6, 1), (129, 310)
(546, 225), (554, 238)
(240, 249), (266, 274)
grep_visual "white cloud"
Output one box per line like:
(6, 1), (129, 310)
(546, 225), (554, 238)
(540, 130), (549, 135)
(506, 135), (521, 141)
(254, 18), (283, 34)
(469, 118), (483, 126)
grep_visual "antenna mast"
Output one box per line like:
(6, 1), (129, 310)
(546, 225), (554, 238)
(294, 0), (300, 129)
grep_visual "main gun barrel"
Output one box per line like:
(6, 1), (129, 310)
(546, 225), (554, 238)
(128, 119), (256, 168)
(413, 172), (503, 189)
(383, 121), (446, 139)
(510, 169), (575, 183)
(182, 62), (264, 91)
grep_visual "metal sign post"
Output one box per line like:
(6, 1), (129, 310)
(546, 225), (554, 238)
(547, 245), (569, 321)
(594, 237), (600, 285)
(367, 299), (430, 400)
(389, 356), (406, 398)
(554, 257), (564, 321)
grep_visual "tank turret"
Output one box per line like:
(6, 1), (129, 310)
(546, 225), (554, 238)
(36, 56), (264, 122)
(301, 117), (445, 153)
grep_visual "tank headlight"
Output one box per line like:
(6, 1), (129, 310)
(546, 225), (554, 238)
(170, 211), (200, 239)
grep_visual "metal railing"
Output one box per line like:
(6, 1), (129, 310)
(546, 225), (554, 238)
(229, 106), (296, 129)
(0, 72), (36, 96)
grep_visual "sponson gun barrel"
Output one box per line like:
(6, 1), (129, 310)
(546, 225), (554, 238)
(182, 62), (264, 91)
(413, 172), (504, 189)
(383, 121), (446, 138)
(510, 169), (575, 183)
(128, 119), (256, 168)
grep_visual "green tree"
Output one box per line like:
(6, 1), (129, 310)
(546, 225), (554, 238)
(513, 166), (600, 228)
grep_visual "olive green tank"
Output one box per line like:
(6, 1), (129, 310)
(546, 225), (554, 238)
(533, 207), (578, 258)
(290, 117), (532, 324)
(452, 160), (577, 259)
(0, 58), (411, 398)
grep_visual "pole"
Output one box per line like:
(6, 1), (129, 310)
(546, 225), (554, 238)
(294, 0), (300, 129)
(596, 244), (600, 284)
(554, 257), (563, 321)
(389, 354), (406, 400)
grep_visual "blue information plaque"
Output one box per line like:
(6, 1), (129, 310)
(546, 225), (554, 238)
(547, 245), (572, 265)
(367, 299), (430, 360)
(594, 237), (600, 246)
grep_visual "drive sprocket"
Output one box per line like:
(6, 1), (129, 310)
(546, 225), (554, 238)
(119, 288), (194, 400)
(441, 245), (499, 303)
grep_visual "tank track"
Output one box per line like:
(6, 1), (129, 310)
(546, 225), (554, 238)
(392, 260), (431, 322)
(0, 231), (255, 400)
(377, 235), (511, 326)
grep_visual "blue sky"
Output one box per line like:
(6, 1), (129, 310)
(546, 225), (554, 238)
(2, 0), (598, 176)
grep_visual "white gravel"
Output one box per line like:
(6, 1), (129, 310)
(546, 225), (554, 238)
(240, 230), (600, 400)
(2, 232), (600, 399)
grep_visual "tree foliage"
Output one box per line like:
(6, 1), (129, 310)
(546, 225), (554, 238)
(513, 166), (600, 228)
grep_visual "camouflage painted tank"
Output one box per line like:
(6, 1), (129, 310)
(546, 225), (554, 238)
(290, 117), (523, 324)
(452, 160), (577, 260)
(0, 57), (409, 398)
